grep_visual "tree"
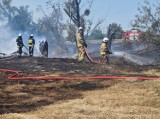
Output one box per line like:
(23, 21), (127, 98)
(64, 0), (108, 41)
(66, 22), (77, 42)
(9, 6), (36, 33)
(132, 0), (160, 45)
(0, 0), (36, 33)
(37, 1), (67, 52)
(0, 0), (17, 24)
(87, 29), (104, 40)
(64, 0), (92, 28)
(107, 23), (123, 39)
(107, 23), (123, 50)
(64, 0), (94, 42)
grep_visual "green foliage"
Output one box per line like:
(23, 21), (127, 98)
(132, 0), (160, 45)
(9, 6), (35, 32)
(87, 29), (104, 40)
(87, 23), (123, 40)
(37, 1), (67, 50)
(37, 3), (64, 40)
(114, 31), (123, 39)
(2, 0), (12, 6)
(0, 0), (37, 33)
(107, 23), (123, 39)
(64, 0), (91, 28)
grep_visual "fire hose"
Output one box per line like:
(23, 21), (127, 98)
(0, 48), (160, 81)
(85, 48), (101, 64)
(0, 68), (160, 81)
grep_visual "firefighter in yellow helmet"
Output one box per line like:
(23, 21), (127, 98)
(100, 37), (112, 64)
(16, 33), (24, 57)
(28, 34), (35, 57)
(76, 27), (87, 62)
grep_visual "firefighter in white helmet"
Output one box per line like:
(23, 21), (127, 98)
(16, 33), (24, 57)
(28, 34), (35, 57)
(76, 27), (87, 62)
(100, 37), (112, 64)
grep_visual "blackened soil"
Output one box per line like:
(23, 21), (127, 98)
(0, 56), (159, 114)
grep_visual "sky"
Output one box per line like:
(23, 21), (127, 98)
(11, 0), (157, 31)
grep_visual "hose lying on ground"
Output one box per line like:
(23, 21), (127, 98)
(0, 48), (159, 81)
(0, 69), (160, 81)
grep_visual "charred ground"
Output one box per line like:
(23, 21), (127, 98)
(0, 56), (160, 118)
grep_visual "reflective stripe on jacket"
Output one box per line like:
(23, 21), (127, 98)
(28, 38), (35, 46)
(16, 37), (23, 47)
(28, 39), (33, 44)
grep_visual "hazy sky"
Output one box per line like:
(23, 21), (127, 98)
(11, 0), (157, 31)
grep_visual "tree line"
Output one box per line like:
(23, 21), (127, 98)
(0, 0), (159, 46)
(132, 0), (160, 45)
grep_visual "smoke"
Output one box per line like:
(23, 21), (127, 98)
(0, 27), (17, 55)
(111, 41), (157, 65)
(33, 36), (46, 56)
(0, 26), (47, 56)
(50, 41), (77, 58)
(0, 25), (77, 58)
(0, 37), (17, 55)
(0, 26), (157, 65)
(22, 35), (50, 57)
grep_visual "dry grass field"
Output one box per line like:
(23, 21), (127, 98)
(0, 57), (160, 119)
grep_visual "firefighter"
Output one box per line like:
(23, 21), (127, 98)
(100, 37), (112, 64)
(28, 34), (35, 57)
(76, 27), (87, 62)
(16, 34), (24, 57)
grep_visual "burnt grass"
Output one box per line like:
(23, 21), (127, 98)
(0, 56), (159, 114)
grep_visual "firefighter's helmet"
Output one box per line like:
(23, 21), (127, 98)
(18, 33), (22, 36)
(78, 27), (83, 30)
(103, 37), (109, 42)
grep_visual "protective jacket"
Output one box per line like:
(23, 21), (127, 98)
(100, 42), (107, 55)
(76, 32), (86, 47)
(16, 36), (24, 47)
(28, 37), (35, 46)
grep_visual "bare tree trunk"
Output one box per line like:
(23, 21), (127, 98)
(75, 0), (80, 27)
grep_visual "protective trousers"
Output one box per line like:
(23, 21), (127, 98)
(78, 46), (85, 62)
(29, 46), (34, 56)
(18, 46), (23, 57)
(101, 54), (109, 64)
